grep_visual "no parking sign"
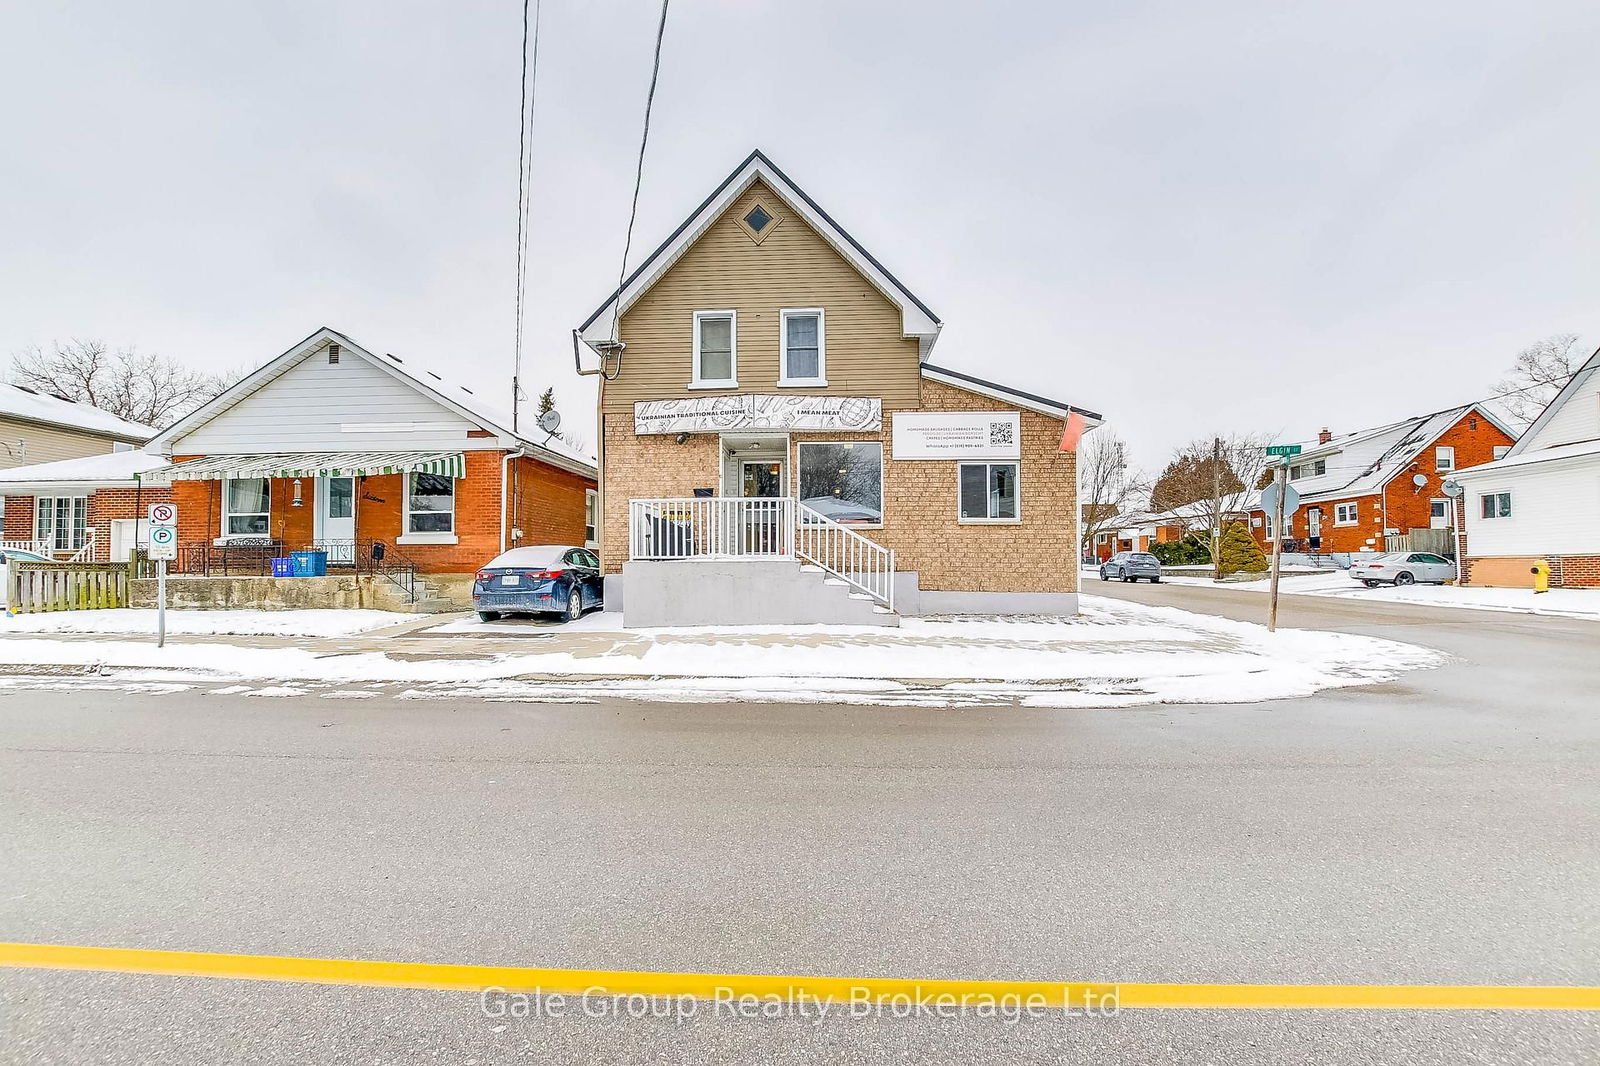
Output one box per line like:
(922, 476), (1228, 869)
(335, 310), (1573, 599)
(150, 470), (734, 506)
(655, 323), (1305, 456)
(148, 503), (178, 562)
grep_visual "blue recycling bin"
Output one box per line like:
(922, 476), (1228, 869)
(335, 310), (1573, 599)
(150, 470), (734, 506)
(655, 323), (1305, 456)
(270, 557), (294, 577)
(290, 551), (327, 577)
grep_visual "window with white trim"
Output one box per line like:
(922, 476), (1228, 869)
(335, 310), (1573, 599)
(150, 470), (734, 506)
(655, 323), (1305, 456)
(1289, 459), (1326, 480)
(1435, 446), (1455, 471)
(958, 462), (1019, 521)
(797, 442), (882, 525)
(222, 478), (270, 537)
(1334, 501), (1359, 525)
(35, 496), (88, 551)
(1480, 492), (1512, 519)
(1493, 445), (1510, 460)
(691, 311), (736, 387)
(584, 489), (598, 547)
(406, 473), (455, 534)
(779, 309), (826, 385)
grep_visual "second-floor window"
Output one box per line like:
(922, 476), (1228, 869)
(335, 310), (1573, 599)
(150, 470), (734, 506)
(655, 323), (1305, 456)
(779, 308), (826, 386)
(692, 311), (736, 387)
(1435, 446), (1455, 471)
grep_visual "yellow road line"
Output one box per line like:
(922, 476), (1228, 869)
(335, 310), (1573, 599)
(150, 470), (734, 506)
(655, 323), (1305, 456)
(0, 943), (1595, 1011)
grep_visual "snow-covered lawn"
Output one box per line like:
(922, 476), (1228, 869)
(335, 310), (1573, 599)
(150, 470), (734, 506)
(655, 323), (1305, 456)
(0, 596), (1447, 708)
(0, 608), (411, 638)
(1128, 568), (1600, 620)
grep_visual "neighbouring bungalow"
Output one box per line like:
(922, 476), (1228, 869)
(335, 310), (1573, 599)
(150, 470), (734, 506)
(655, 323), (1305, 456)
(1, 382), (159, 560)
(1452, 345), (1600, 588)
(573, 150), (1102, 626)
(1087, 509), (1188, 562)
(1246, 403), (1515, 556)
(122, 327), (597, 605)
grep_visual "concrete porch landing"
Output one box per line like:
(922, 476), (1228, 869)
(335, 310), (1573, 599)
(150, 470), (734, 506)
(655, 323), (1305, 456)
(617, 559), (899, 627)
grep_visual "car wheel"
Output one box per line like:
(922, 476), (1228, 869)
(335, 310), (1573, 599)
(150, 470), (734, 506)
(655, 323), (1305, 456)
(1394, 571), (1415, 586)
(1362, 580), (1381, 588)
(1150, 577), (1161, 583)
(476, 611), (499, 622)
(563, 588), (582, 622)
(1099, 570), (1109, 581)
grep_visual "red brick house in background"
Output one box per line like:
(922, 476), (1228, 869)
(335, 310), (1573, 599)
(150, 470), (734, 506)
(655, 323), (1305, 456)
(1248, 403), (1516, 554)
(134, 327), (597, 589)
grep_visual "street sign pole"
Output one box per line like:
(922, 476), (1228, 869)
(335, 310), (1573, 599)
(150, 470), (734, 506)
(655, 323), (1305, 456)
(147, 503), (178, 648)
(157, 558), (167, 648)
(1268, 461), (1288, 633)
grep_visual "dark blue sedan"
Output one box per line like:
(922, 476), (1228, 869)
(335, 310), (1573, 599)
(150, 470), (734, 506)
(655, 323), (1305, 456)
(472, 545), (603, 623)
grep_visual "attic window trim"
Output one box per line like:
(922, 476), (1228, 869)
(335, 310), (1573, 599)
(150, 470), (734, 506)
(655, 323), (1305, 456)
(737, 198), (782, 245)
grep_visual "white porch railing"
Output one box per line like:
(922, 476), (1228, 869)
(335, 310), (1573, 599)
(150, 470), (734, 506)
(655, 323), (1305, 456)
(1, 538), (49, 556)
(796, 502), (894, 610)
(65, 528), (100, 563)
(629, 497), (795, 561)
(627, 496), (895, 610)
(2, 529), (99, 562)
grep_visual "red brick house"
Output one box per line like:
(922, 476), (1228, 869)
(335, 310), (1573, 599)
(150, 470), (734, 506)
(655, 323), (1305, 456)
(0, 451), (173, 562)
(1248, 403), (1515, 555)
(134, 327), (597, 585)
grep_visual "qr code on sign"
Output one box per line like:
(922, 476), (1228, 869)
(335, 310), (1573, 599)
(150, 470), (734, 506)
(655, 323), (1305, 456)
(989, 421), (1014, 447)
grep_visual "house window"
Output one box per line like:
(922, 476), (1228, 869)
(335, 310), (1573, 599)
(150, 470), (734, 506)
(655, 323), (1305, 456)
(797, 442), (882, 525)
(584, 489), (598, 547)
(779, 309), (826, 386)
(1289, 459), (1326, 480)
(691, 311), (736, 387)
(222, 477), (270, 537)
(1479, 492), (1512, 519)
(406, 473), (455, 534)
(112, 441), (134, 453)
(958, 462), (1019, 521)
(1493, 445), (1510, 460)
(35, 496), (88, 551)
(1435, 446), (1455, 471)
(1334, 502), (1359, 525)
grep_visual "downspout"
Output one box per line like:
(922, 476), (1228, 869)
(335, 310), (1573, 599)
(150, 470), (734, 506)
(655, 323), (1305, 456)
(573, 329), (608, 564)
(500, 447), (530, 554)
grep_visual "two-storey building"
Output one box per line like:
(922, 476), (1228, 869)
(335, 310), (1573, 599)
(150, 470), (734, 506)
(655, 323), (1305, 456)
(575, 151), (1101, 626)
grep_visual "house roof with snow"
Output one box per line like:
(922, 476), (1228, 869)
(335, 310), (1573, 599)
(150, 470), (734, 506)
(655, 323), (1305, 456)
(0, 382), (158, 442)
(1454, 345), (1600, 480)
(145, 327), (596, 477)
(0, 449), (169, 493)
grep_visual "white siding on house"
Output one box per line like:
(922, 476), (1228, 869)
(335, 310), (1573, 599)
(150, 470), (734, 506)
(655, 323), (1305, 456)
(1526, 373), (1600, 451)
(1463, 456), (1600, 556)
(171, 352), (503, 454)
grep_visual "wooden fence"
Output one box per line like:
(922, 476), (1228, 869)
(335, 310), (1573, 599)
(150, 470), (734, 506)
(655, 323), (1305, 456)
(1383, 528), (1455, 557)
(4, 561), (130, 614)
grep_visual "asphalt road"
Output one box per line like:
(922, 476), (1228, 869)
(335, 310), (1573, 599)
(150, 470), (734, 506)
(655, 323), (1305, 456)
(1, 586), (1596, 1064)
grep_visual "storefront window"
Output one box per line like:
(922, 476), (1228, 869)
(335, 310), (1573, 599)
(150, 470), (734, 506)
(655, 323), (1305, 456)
(223, 478), (270, 536)
(797, 442), (882, 524)
(407, 473), (456, 533)
(958, 462), (1018, 521)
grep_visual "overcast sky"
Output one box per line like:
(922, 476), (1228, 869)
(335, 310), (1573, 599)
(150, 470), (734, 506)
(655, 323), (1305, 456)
(2, 1), (1595, 468)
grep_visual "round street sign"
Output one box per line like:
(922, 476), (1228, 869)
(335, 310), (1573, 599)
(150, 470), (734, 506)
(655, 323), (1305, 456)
(1260, 482), (1300, 516)
(149, 525), (176, 545)
(149, 502), (177, 525)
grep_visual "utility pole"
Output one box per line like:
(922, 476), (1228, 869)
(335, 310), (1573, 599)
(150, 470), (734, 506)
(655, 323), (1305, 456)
(1210, 436), (1223, 580)
(1268, 460), (1288, 632)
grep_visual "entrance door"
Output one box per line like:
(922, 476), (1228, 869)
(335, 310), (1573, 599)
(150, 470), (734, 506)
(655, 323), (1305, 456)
(1430, 499), (1451, 529)
(317, 476), (356, 563)
(1307, 508), (1322, 549)
(741, 460), (783, 498)
(740, 459), (785, 554)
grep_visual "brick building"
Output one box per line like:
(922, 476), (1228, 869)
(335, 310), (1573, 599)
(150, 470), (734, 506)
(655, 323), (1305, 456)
(128, 327), (596, 585)
(1452, 345), (1600, 588)
(574, 150), (1102, 625)
(0, 451), (173, 562)
(1247, 404), (1516, 556)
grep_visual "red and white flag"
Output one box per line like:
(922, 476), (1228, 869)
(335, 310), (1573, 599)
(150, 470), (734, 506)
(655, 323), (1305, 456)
(1058, 411), (1089, 453)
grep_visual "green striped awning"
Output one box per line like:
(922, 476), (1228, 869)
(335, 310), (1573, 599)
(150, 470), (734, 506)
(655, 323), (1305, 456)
(155, 451), (467, 481)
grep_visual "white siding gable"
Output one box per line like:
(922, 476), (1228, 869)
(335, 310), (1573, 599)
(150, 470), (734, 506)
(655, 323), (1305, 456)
(1526, 370), (1600, 451)
(172, 352), (502, 454)
(1464, 455), (1600, 556)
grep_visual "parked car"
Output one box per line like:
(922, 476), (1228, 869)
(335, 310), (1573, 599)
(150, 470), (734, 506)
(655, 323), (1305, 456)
(1349, 552), (1454, 587)
(0, 548), (51, 566)
(1099, 551), (1162, 583)
(472, 545), (603, 622)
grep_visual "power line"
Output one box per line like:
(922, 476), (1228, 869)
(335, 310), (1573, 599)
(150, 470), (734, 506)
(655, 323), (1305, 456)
(512, 0), (543, 431)
(608, 0), (672, 353)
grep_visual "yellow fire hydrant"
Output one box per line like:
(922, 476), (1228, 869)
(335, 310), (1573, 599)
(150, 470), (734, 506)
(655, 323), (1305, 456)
(1530, 561), (1550, 594)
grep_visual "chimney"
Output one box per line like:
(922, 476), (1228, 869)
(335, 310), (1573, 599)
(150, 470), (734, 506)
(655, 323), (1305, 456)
(1317, 427), (1333, 445)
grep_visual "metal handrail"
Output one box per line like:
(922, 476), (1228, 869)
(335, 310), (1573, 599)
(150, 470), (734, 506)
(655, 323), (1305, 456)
(795, 502), (894, 610)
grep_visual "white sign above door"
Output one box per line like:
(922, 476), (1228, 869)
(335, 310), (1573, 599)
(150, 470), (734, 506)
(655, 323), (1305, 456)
(892, 411), (1020, 460)
(634, 395), (881, 435)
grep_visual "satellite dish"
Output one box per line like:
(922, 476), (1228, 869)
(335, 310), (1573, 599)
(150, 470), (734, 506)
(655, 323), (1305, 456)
(536, 409), (561, 435)
(1441, 479), (1463, 498)
(1411, 473), (1428, 487)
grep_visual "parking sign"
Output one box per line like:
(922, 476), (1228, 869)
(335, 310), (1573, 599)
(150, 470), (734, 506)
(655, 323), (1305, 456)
(148, 524), (177, 561)
(149, 502), (177, 526)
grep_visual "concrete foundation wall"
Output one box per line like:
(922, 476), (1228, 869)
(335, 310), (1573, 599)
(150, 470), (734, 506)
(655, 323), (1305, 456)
(131, 575), (382, 610)
(917, 589), (1080, 615)
(621, 560), (895, 627)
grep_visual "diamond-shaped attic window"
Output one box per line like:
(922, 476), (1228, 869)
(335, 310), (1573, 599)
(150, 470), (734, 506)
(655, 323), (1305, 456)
(744, 205), (772, 233)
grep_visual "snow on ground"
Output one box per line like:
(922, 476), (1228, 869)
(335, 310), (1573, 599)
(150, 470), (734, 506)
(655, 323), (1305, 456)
(0, 595), (1447, 708)
(0, 608), (411, 638)
(1100, 567), (1600, 620)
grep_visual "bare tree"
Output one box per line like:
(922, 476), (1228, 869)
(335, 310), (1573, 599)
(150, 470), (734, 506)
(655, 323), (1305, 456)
(1151, 433), (1271, 577)
(1491, 334), (1586, 429)
(9, 339), (242, 428)
(1076, 427), (1145, 553)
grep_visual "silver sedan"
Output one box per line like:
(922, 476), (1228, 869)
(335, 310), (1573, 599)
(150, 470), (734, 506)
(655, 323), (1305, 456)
(1349, 552), (1455, 587)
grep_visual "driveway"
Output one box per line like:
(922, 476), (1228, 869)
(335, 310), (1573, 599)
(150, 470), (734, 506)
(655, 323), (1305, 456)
(0, 585), (1595, 1063)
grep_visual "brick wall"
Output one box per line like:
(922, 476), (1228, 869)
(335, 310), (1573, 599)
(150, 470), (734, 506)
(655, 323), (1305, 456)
(509, 455), (594, 552)
(2, 496), (31, 542)
(3, 485), (175, 560)
(600, 378), (1079, 594)
(1465, 554), (1600, 588)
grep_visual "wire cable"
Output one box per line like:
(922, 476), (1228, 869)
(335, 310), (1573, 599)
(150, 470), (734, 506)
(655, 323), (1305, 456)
(607, 0), (672, 360)
(512, 0), (544, 430)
